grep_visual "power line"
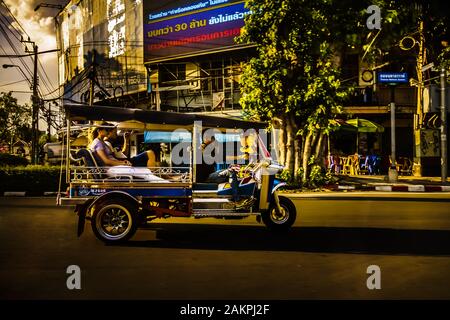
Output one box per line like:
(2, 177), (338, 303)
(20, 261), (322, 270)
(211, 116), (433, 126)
(0, 12), (21, 42)
(0, 39), (18, 72)
(4, 90), (32, 93)
(38, 58), (57, 92)
(0, 4), (58, 96)
(0, 23), (34, 82)
(0, 78), (28, 88)
(68, 78), (90, 99)
(42, 68), (90, 101)
(0, 2), (59, 98)
(37, 60), (57, 97)
(0, 0), (31, 39)
(41, 83), (62, 97)
(0, 32), (34, 92)
(0, 7), (32, 52)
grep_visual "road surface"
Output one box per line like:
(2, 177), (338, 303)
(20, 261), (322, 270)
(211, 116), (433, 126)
(0, 194), (449, 299)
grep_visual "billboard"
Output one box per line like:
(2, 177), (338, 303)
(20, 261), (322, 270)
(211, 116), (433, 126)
(144, 0), (251, 63)
(56, 0), (146, 98)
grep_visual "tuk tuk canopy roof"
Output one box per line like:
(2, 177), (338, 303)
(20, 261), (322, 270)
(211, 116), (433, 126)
(64, 104), (267, 130)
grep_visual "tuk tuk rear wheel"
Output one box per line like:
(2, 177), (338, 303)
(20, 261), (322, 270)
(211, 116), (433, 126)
(262, 197), (296, 232)
(91, 199), (138, 243)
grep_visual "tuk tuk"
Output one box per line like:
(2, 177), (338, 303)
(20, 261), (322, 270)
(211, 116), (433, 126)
(58, 104), (296, 243)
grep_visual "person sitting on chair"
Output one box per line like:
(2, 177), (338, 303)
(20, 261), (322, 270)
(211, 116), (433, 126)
(104, 126), (156, 167)
(89, 122), (155, 167)
(196, 135), (219, 183)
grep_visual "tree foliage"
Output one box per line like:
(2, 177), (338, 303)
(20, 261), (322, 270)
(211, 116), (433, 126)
(237, 0), (449, 185)
(0, 92), (32, 147)
(237, 0), (351, 183)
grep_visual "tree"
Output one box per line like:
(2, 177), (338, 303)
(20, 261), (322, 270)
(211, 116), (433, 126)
(0, 92), (32, 149)
(237, 0), (350, 183)
(238, 0), (449, 184)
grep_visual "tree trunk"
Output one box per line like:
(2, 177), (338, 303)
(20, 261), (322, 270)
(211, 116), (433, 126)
(294, 135), (302, 179)
(299, 131), (307, 180)
(277, 118), (286, 167)
(285, 116), (295, 175)
(330, 43), (343, 69)
(302, 130), (314, 183)
(314, 131), (325, 163)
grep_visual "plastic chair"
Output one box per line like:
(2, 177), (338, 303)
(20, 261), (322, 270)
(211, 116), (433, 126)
(329, 154), (340, 174)
(359, 155), (368, 175)
(367, 155), (380, 175)
(350, 154), (360, 175)
(341, 157), (352, 175)
(389, 156), (402, 172)
(399, 157), (413, 176)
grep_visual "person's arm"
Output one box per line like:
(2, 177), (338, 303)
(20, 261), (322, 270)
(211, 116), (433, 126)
(97, 148), (131, 166)
(146, 150), (156, 167)
(121, 132), (130, 155)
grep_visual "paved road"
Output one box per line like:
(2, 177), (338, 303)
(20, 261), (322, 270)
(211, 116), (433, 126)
(0, 194), (450, 300)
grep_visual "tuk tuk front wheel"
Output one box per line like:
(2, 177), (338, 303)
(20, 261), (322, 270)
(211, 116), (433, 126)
(91, 199), (138, 243)
(262, 197), (296, 232)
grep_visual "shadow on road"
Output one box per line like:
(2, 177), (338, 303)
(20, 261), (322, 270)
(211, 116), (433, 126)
(115, 223), (450, 256)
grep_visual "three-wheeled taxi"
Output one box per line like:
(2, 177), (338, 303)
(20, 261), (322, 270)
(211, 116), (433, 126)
(58, 104), (296, 243)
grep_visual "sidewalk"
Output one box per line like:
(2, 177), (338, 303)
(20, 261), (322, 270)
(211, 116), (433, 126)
(325, 175), (450, 192)
(2, 176), (450, 196)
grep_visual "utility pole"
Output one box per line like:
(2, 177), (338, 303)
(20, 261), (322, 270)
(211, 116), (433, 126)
(4, 35), (59, 163)
(399, 19), (427, 176)
(389, 85), (398, 182)
(20, 36), (40, 164)
(32, 44), (39, 164)
(378, 71), (408, 182)
(441, 68), (448, 183)
(89, 52), (96, 106)
(416, 20), (425, 127)
(22, 39), (40, 165)
(47, 103), (52, 143)
(414, 20), (425, 176)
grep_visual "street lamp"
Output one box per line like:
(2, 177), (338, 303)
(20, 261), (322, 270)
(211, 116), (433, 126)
(2, 64), (33, 88)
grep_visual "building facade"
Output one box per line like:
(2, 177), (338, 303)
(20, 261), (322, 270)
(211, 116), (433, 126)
(56, 0), (253, 111)
(56, 0), (146, 105)
(56, 0), (447, 176)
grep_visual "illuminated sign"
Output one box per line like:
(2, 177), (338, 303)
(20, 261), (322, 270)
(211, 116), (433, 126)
(377, 72), (409, 84)
(107, 0), (126, 58)
(144, 0), (250, 63)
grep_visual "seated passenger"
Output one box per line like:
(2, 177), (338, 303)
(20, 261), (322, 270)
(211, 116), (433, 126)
(104, 126), (157, 167)
(197, 135), (218, 183)
(89, 122), (155, 168)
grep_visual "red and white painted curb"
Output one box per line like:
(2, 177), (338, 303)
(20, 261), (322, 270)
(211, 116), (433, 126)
(326, 184), (450, 192)
(370, 185), (450, 192)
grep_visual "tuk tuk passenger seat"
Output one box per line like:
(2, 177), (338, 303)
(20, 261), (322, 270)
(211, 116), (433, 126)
(74, 148), (105, 180)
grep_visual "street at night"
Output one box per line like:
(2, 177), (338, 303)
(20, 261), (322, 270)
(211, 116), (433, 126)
(1, 194), (450, 300)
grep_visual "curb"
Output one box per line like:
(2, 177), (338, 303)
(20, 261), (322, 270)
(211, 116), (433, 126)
(371, 185), (450, 192)
(3, 192), (27, 197)
(325, 184), (450, 192)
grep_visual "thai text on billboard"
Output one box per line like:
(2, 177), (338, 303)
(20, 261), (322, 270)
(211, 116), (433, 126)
(144, 0), (250, 63)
